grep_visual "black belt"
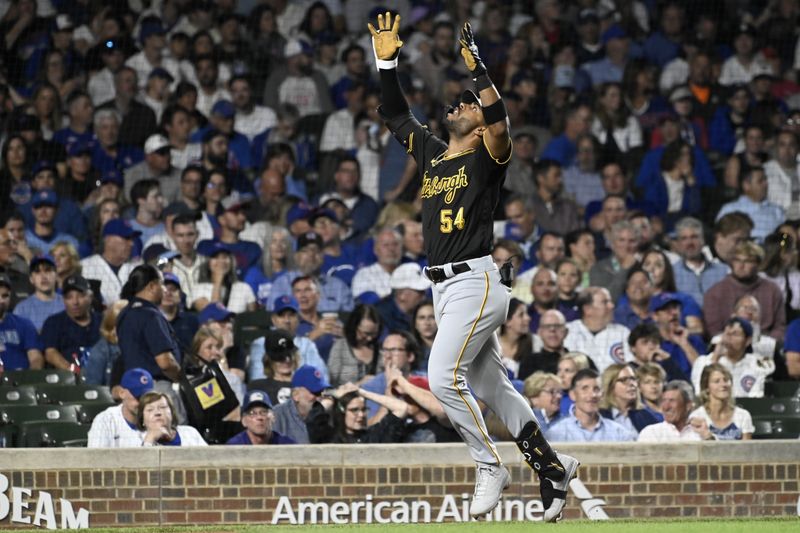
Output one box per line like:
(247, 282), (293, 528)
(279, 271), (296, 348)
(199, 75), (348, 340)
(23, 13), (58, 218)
(425, 262), (471, 283)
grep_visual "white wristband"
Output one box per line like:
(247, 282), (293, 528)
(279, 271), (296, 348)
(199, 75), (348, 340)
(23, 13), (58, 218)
(375, 57), (398, 71)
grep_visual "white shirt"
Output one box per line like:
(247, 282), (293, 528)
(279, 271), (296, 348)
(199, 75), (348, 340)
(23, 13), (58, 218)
(637, 421), (702, 442)
(170, 142), (203, 171)
(320, 108), (357, 152)
(351, 263), (393, 299)
(691, 353), (773, 398)
(87, 405), (144, 448)
(590, 115), (643, 153)
(171, 254), (206, 306)
(191, 281), (255, 313)
(196, 87), (232, 119)
(688, 405), (754, 439)
(278, 76), (322, 117)
(235, 106), (278, 141)
(564, 320), (632, 374)
(88, 68), (115, 106)
(659, 57), (689, 93)
(719, 54), (774, 86)
(664, 173), (685, 213)
(125, 52), (181, 91)
(764, 158), (800, 219)
(80, 254), (139, 306)
(141, 425), (208, 446)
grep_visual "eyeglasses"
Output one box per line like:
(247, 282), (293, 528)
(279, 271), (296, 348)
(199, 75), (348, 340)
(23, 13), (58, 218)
(616, 376), (638, 384)
(380, 347), (406, 355)
(246, 409), (270, 417)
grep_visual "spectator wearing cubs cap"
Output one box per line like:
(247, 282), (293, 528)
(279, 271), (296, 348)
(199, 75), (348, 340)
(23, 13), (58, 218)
(22, 160), (88, 244)
(248, 295), (328, 384)
(88, 368), (156, 448)
(226, 389), (296, 445)
(40, 274), (101, 371)
(268, 231), (354, 313)
(192, 240), (256, 313)
(13, 254), (64, 332)
(25, 188), (81, 256)
(0, 273), (44, 370)
(271, 364), (333, 444)
(80, 218), (142, 306)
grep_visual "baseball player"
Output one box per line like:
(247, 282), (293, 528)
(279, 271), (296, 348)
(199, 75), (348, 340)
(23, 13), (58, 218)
(369, 13), (579, 522)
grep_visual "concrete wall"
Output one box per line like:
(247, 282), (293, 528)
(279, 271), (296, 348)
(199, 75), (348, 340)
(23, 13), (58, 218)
(0, 441), (798, 527)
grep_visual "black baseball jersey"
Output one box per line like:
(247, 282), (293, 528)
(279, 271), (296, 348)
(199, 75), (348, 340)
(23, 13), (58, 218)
(384, 110), (511, 266)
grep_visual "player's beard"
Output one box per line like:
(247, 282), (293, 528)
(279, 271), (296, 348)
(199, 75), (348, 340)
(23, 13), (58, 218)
(443, 112), (472, 138)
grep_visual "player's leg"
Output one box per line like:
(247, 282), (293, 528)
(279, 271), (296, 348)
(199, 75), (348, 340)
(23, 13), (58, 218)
(427, 271), (510, 517)
(469, 316), (580, 522)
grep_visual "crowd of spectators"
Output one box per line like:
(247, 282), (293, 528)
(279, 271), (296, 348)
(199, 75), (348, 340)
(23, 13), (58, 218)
(1, 0), (800, 447)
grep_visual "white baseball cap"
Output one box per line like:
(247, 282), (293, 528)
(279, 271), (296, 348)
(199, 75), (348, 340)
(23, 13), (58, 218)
(390, 263), (431, 291)
(144, 134), (171, 155)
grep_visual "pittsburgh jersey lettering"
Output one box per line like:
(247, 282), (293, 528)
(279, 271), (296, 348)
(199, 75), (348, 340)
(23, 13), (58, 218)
(420, 166), (469, 204)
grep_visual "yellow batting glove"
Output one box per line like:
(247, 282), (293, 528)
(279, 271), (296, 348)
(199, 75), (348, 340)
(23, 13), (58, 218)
(368, 12), (403, 69)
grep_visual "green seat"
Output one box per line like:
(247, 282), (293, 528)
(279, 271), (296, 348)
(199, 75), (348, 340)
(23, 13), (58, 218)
(20, 421), (89, 447)
(36, 384), (114, 405)
(0, 386), (38, 406)
(765, 381), (800, 398)
(234, 309), (271, 351)
(0, 404), (79, 426)
(73, 403), (116, 425)
(751, 417), (800, 439)
(3, 369), (79, 387)
(737, 398), (800, 417)
(0, 425), (17, 447)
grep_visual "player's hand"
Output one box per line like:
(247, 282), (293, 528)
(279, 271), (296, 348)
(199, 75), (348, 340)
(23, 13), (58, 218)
(459, 22), (486, 77)
(367, 12), (403, 61)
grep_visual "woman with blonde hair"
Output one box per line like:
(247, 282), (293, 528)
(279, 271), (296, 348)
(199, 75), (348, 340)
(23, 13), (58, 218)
(50, 241), (81, 291)
(689, 363), (754, 440)
(523, 372), (564, 431)
(138, 391), (208, 446)
(244, 225), (296, 308)
(84, 299), (128, 386)
(556, 352), (591, 414)
(599, 363), (661, 434)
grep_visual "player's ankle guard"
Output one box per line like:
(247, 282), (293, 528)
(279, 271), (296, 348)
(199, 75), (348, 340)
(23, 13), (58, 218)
(515, 420), (566, 482)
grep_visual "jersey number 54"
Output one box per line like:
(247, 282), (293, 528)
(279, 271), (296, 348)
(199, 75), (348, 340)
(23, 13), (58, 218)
(440, 208), (466, 233)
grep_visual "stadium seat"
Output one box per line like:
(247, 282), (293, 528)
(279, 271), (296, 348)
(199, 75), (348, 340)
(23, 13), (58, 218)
(3, 369), (80, 387)
(0, 386), (38, 406)
(36, 384), (114, 406)
(765, 381), (800, 398)
(0, 404), (80, 426)
(736, 398), (800, 417)
(0, 425), (17, 447)
(19, 421), (89, 448)
(751, 417), (800, 439)
(74, 403), (116, 425)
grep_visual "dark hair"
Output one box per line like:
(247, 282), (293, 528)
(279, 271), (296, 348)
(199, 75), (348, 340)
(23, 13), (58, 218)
(660, 140), (692, 172)
(265, 143), (296, 166)
(121, 264), (162, 300)
(641, 248), (677, 292)
(181, 163), (206, 182)
(336, 153), (361, 175)
(1, 134), (29, 170)
(575, 286), (601, 310)
(172, 213), (199, 230)
(344, 304), (382, 348)
(570, 367), (599, 390)
(534, 158), (561, 185)
(0, 210), (25, 227)
(411, 299), (434, 348)
(130, 179), (160, 209)
(385, 330), (422, 371)
(628, 322), (661, 347)
(298, 1), (333, 38)
(625, 264), (651, 287)
(564, 228), (593, 257)
(161, 105), (190, 129)
(333, 390), (363, 441)
(761, 231), (794, 277)
(247, 4), (275, 35)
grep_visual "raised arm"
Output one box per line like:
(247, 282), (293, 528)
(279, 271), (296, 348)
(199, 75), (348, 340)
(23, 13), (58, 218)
(459, 23), (511, 161)
(368, 13), (409, 120)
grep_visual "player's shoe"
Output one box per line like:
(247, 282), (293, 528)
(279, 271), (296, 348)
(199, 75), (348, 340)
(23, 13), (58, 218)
(541, 452), (580, 522)
(469, 463), (511, 518)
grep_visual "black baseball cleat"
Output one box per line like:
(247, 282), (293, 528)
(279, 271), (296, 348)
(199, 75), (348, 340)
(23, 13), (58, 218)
(540, 452), (580, 522)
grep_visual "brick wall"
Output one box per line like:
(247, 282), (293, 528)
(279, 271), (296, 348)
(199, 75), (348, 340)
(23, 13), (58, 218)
(0, 442), (798, 527)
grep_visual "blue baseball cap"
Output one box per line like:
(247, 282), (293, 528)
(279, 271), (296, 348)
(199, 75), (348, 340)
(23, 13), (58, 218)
(100, 169), (124, 186)
(649, 292), (682, 313)
(286, 203), (312, 226)
(291, 365), (331, 395)
(197, 240), (234, 257)
(102, 218), (142, 239)
(310, 208), (338, 225)
(30, 255), (56, 270)
(121, 368), (154, 399)
(67, 141), (93, 157)
(139, 19), (165, 44)
(32, 189), (59, 208)
(32, 160), (56, 176)
(198, 301), (235, 324)
(163, 272), (181, 287)
(274, 295), (299, 314)
(601, 24), (627, 45)
(211, 99), (235, 119)
(726, 317), (754, 338)
(242, 389), (272, 413)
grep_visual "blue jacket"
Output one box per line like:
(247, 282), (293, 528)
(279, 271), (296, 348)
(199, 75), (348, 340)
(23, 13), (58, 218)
(600, 407), (661, 433)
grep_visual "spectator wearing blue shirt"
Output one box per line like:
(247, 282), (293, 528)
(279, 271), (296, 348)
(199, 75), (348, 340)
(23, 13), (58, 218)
(361, 331), (424, 419)
(13, 255), (64, 332)
(375, 264), (430, 335)
(40, 274), (101, 371)
(544, 368), (636, 442)
(642, 3), (684, 68)
(580, 25), (629, 89)
(715, 167), (784, 243)
(190, 100), (253, 171)
(0, 273), (44, 370)
(311, 208), (357, 287)
(649, 293), (705, 380)
(782, 318), (800, 380)
(90, 108), (144, 173)
(53, 91), (95, 152)
(540, 103), (592, 167)
(25, 189), (81, 257)
(317, 155), (380, 245)
(272, 364), (332, 444)
(116, 265), (181, 382)
(197, 192), (262, 277)
(613, 267), (653, 331)
(128, 179), (166, 247)
(226, 390), (296, 445)
(20, 161), (88, 242)
(671, 217), (730, 308)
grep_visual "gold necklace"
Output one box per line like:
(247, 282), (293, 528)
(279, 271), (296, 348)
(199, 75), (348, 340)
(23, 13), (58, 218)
(430, 147), (476, 167)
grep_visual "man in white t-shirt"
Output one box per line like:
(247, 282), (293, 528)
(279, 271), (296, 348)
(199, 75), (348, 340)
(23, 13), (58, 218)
(564, 287), (632, 373)
(231, 76), (277, 142)
(351, 227), (403, 302)
(638, 380), (712, 442)
(87, 368), (154, 448)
